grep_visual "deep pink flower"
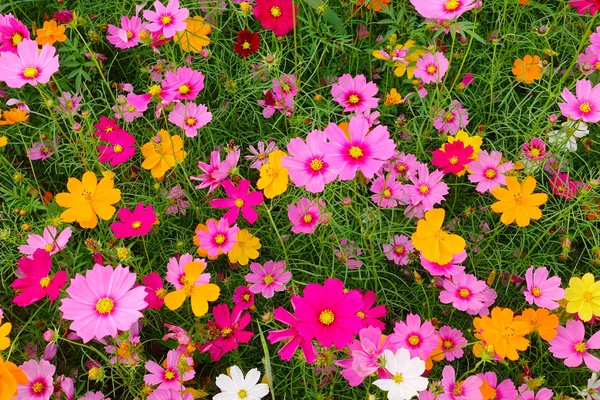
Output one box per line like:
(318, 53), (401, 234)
(523, 266), (565, 310)
(245, 260), (291, 298)
(287, 197), (323, 234)
(209, 179), (264, 224)
(570, 0), (600, 15)
(16, 359), (55, 400)
(549, 172), (579, 200)
(548, 319), (600, 370)
(212, 148), (240, 182)
(383, 235), (414, 266)
(267, 306), (317, 363)
(233, 285), (255, 310)
(558, 79), (600, 123)
(246, 141), (278, 170)
(404, 164), (449, 211)
(433, 100), (469, 135)
(110, 203), (157, 239)
(93, 116), (126, 140)
(516, 384), (553, 400)
(0, 15), (30, 54)
(112, 93), (152, 122)
(142, 272), (166, 310)
(420, 250), (466, 278)
(143, 0), (189, 38)
(53, 10), (74, 23)
(107, 16), (146, 49)
(292, 278), (363, 349)
(144, 349), (195, 390)
(168, 102), (212, 137)
(281, 129), (337, 193)
(370, 173), (406, 208)
(196, 217), (239, 257)
(59, 264), (147, 342)
(166, 254), (209, 289)
(253, 0), (298, 36)
(356, 290), (387, 330)
(414, 52), (449, 84)
(98, 131), (136, 167)
(12, 249), (68, 307)
(439, 272), (489, 313)
(440, 365), (483, 400)
(476, 372), (518, 400)
(0, 39), (59, 88)
(322, 115), (396, 181)
(389, 313), (439, 360)
(438, 325), (467, 361)
(190, 149), (226, 193)
(468, 150), (513, 194)
(18, 226), (72, 256)
(331, 74), (379, 113)
(199, 304), (253, 360)
(410, 0), (478, 20)
(148, 390), (193, 400)
(163, 67), (205, 101)
(432, 141), (474, 175)
(522, 138), (547, 160)
(273, 74), (297, 102)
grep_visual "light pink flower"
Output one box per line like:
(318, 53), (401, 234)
(334, 239), (363, 270)
(516, 384), (553, 400)
(414, 52), (449, 84)
(370, 173), (406, 208)
(404, 164), (449, 211)
(523, 266), (565, 310)
(245, 260), (291, 298)
(420, 250), (466, 278)
(0, 39), (60, 88)
(438, 325), (467, 361)
(468, 150), (513, 194)
(16, 359), (55, 400)
(331, 73), (379, 113)
(18, 226), (72, 256)
(287, 197), (323, 234)
(148, 390), (193, 400)
(112, 93), (151, 122)
(143, 0), (189, 38)
(410, 0), (478, 20)
(389, 313), (438, 360)
(386, 152), (422, 182)
(382, 235), (413, 266)
(440, 365), (483, 400)
(549, 319), (600, 370)
(439, 272), (489, 313)
(245, 141), (278, 170)
(433, 100), (469, 135)
(168, 102), (212, 137)
(558, 79), (600, 123)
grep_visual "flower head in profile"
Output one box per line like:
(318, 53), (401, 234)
(234, 30), (260, 57)
(196, 217), (239, 257)
(0, 39), (60, 88)
(257, 150), (289, 199)
(412, 208), (466, 265)
(245, 260), (291, 298)
(491, 176), (548, 227)
(143, 0), (189, 38)
(164, 261), (220, 317)
(563, 272), (600, 322)
(558, 79), (600, 123)
(512, 55), (542, 84)
(414, 52), (449, 84)
(478, 307), (533, 360)
(373, 348), (429, 400)
(110, 203), (158, 239)
(168, 102), (212, 138)
(144, 349), (194, 391)
(214, 365), (269, 400)
(174, 16), (211, 53)
(523, 266), (564, 310)
(253, 0), (298, 36)
(12, 249), (68, 307)
(331, 74), (379, 113)
(409, 0), (478, 20)
(209, 179), (264, 224)
(16, 359), (55, 400)
(141, 129), (187, 179)
(228, 229), (261, 266)
(18, 226), (72, 256)
(337, 326), (392, 386)
(548, 319), (600, 371)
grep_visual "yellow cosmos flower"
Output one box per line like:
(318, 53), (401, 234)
(479, 307), (533, 361)
(0, 322), (11, 351)
(141, 130), (187, 179)
(257, 150), (288, 199)
(491, 176), (548, 227)
(36, 20), (67, 46)
(228, 229), (261, 265)
(164, 261), (220, 317)
(0, 356), (28, 400)
(174, 16), (211, 53)
(55, 171), (121, 229)
(564, 273), (600, 322)
(411, 208), (466, 265)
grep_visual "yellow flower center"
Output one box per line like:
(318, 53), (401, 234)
(426, 65), (437, 74)
(503, 326), (516, 338)
(445, 0), (460, 11)
(156, 288), (167, 299)
(238, 389), (248, 399)
(444, 112), (455, 122)
(453, 382), (464, 396)
(131, 221), (142, 229)
(397, 163), (407, 172)
(310, 158), (324, 171)
(23, 66), (39, 78)
(116, 247), (130, 260)
(583, 291), (594, 302)
(113, 144), (123, 153)
(393, 373), (404, 383)
(513, 194), (523, 204)
(106, 127), (114, 133)
(408, 334), (421, 346)
(459, 288), (470, 298)
(263, 274), (274, 284)
(235, 198), (245, 208)
(449, 156), (459, 165)
(302, 214), (313, 223)
(529, 148), (540, 157)
(32, 382), (45, 394)
(185, 117), (197, 126)
(161, 15), (172, 25)
(485, 169), (496, 179)
(242, 293), (251, 301)
(81, 189), (93, 201)
(382, 188), (392, 197)
(319, 309), (335, 325)
(96, 297), (115, 314)
(148, 85), (162, 96)
(44, 243), (55, 252)
(215, 234), (226, 244)
(531, 287), (541, 297)
(394, 246), (404, 254)
(242, 41), (251, 49)
(348, 94), (360, 104)
(574, 341), (587, 353)
(164, 369), (176, 380)
(419, 184), (429, 194)
(221, 327), (233, 337)
(270, 6), (282, 17)
(178, 84), (191, 94)
(349, 146), (364, 159)
(126, 30), (133, 39)
(127, 105), (136, 112)
(240, 1), (252, 12)
(443, 340), (454, 349)
(596, 61), (600, 71)
(357, 311), (365, 319)
(39, 276), (51, 288)
(579, 102), (592, 114)
(12, 32), (24, 46)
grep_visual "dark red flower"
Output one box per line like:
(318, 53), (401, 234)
(233, 30), (260, 57)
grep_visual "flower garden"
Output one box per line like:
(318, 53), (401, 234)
(1, 0), (600, 399)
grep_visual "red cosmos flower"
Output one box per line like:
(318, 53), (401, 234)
(253, 0), (298, 37)
(233, 30), (260, 57)
(431, 141), (474, 175)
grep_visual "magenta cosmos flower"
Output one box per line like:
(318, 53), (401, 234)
(18, 225), (72, 256)
(382, 235), (413, 266)
(440, 365), (483, 400)
(476, 372), (518, 400)
(199, 304), (253, 360)
(107, 16), (146, 49)
(196, 217), (239, 257)
(166, 254), (209, 289)
(468, 150), (513, 194)
(142, 272), (166, 310)
(420, 250), (466, 278)
(110, 203), (157, 239)
(356, 290), (387, 330)
(143, 0), (189, 38)
(59, 264), (147, 342)
(0, 39), (59, 88)
(253, 0), (298, 36)
(16, 359), (55, 400)
(12, 249), (68, 307)
(292, 278), (363, 349)
(414, 52), (449, 84)
(438, 325), (467, 361)
(570, 0), (600, 15)
(168, 102), (212, 138)
(389, 313), (439, 360)
(433, 100), (469, 135)
(558, 80), (600, 123)
(144, 349), (195, 390)
(268, 306), (317, 363)
(94, 116), (126, 140)
(190, 150), (226, 193)
(410, 0), (478, 20)
(322, 115), (396, 181)
(0, 15), (30, 54)
(439, 272), (489, 314)
(522, 138), (547, 160)
(245, 260), (291, 298)
(163, 67), (205, 101)
(79, 392), (110, 400)
(523, 266), (565, 310)
(149, 390), (193, 400)
(404, 163), (449, 211)
(281, 129), (337, 193)
(331, 74), (380, 113)
(233, 285), (255, 310)
(209, 179), (264, 224)
(287, 197), (324, 234)
(549, 319), (600, 370)
(98, 130), (136, 167)
(516, 385), (553, 400)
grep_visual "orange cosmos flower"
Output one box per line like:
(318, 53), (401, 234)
(174, 16), (211, 53)
(0, 356), (28, 400)
(479, 307), (533, 360)
(0, 108), (29, 125)
(491, 176), (548, 227)
(36, 20), (67, 46)
(512, 55), (542, 84)
(514, 308), (559, 341)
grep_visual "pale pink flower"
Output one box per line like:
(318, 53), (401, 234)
(468, 150), (513, 193)
(112, 93), (151, 122)
(410, 0), (478, 20)
(168, 102), (212, 137)
(523, 266), (565, 310)
(245, 260), (291, 298)
(433, 100), (469, 135)
(439, 272), (489, 313)
(370, 173), (407, 208)
(414, 52), (449, 84)
(0, 39), (60, 88)
(107, 16), (146, 49)
(404, 164), (449, 211)
(143, 0), (189, 38)
(18, 226), (72, 256)
(144, 349), (195, 390)
(245, 141), (278, 170)
(438, 325), (467, 361)
(516, 384), (553, 400)
(16, 359), (55, 400)
(383, 235), (414, 266)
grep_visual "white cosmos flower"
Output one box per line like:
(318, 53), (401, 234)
(373, 349), (429, 400)
(579, 372), (600, 400)
(214, 366), (270, 400)
(548, 120), (589, 152)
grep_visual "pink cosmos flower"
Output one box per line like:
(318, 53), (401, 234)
(468, 150), (513, 194)
(433, 100), (469, 135)
(163, 67), (205, 101)
(370, 173), (406, 208)
(107, 16), (146, 49)
(591, 27), (600, 52)
(522, 138), (547, 160)
(212, 148), (241, 181)
(386, 152), (422, 182)
(281, 129), (337, 193)
(404, 164), (449, 211)
(6, 98), (30, 111)
(438, 326), (467, 361)
(233, 285), (255, 310)
(55, 92), (82, 116)
(143, 0), (189, 38)
(164, 184), (189, 215)
(516, 384), (553, 400)
(267, 306), (317, 363)
(12, 249), (68, 307)
(389, 313), (439, 360)
(292, 278), (363, 349)
(0, 39), (60, 88)
(383, 235), (414, 266)
(570, 0), (600, 15)
(196, 217), (239, 257)
(549, 172), (579, 200)
(253, 0), (298, 36)
(287, 197), (323, 234)
(322, 115), (396, 181)
(356, 290), (387, 330)
(93, 116), (126, 140)
(258, 89), (294, 117)
(16, 359), (55, 400)
(199, 304), (253, 360)
(98, 131), (136, 167)
(414, 52), (449, 84)
(190, 150), (226, 193)
(440, 365), (483, 400)
(18, 225), (72, 256)
(209, 179), (264, 224)
(148, 390), (193, 400)
(273, 74), (297, 103)
(245, 260), (291, 298)
(476, 372), (518, 400)
(410, 0), (478, 20)
(142, 272), (166, 310)
(144, 349), (195, 390)
(110, 203), (157, 239)
(577, 47), (600, 75)
(523, 266), (565, 310)
(59, 264), (147, 342)
(558, 79), (600, 123)
(79, 392), (110, 400)
(112, 93), (151, 122)
(334, 239), (364, 270)
(166, 254), (209, 289)
(420, 250), (466, 278)
(331, 74), (380, 113)
(246, 141), (278, 170)
(0, 15), (30, 54)
(28, 139), (58, 161)
(439, 272), (489, 313)
(168, 102), (212, 137)
(548, 319), (600, 370)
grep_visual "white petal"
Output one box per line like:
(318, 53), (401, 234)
(243, 368), (261, 388)
(230, 365), (246, 388)
(216, 374), (238, 393)
(397, 383), (419, 400)
(383, 350), (398, 374)
(247, 383), (270, 399)
(402, 357), (425, 378)
(373, 379), (395, 392)
(406, 376), (429, 392)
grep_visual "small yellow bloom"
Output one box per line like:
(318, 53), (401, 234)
(0, 136), (7, 147)
(35, 20), (67, 46)
(411, 208), (466, 264)
(228, 229), (261, 265)
(491, 176), (548, 227)
(564, 273), (600, 322)
(174, 16), (211, 53)
(164, 261), (220, 317)
(257, 150), (288, 199)
(141, 130), (187, 179)
(384, 88), (402, 106)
